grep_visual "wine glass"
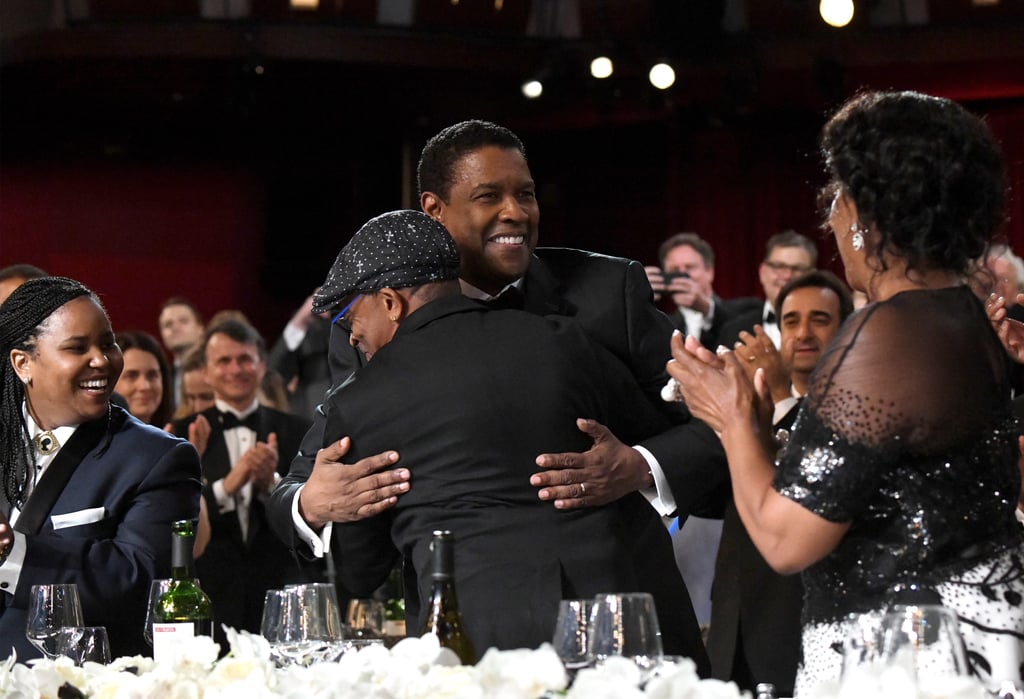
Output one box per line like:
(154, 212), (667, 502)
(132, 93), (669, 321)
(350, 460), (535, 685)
(55, 626), (111, 665)
(587, 592), (664, 682)
(26, 584), (84, 658)
(879, 605), (969, 683)
(143, 578), (173, 647)
(345, 598), (385, 640)
(839, 610), (887, 681)
(261, 588), (288, 667)
(276, 584), (342, 666)
(552, 599), (593, 680)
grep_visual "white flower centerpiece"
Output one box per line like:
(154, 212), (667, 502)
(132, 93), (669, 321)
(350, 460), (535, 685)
(0, 628), (757, 699)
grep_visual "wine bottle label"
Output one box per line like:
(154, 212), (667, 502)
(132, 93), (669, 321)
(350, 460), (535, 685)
(383, 619), (406, 637)
(152, 622), (197, 661)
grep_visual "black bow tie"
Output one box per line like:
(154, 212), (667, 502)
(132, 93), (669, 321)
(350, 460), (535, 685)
(764, 310), (777, 325)
(219, 410), (259, 432)
(485, 287), (524, 311)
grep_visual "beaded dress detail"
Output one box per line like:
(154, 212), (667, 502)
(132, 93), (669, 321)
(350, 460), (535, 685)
(773, 286), (1024, 693)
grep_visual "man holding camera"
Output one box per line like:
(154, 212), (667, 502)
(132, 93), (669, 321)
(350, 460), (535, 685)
(645, 232), (759, 350)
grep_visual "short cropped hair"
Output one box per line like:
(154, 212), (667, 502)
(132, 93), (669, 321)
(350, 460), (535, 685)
(765, 231), (818, 268)
(417, 120), (527, 201)
(658, 232), (715, 268)
(775, 270), (855, 324)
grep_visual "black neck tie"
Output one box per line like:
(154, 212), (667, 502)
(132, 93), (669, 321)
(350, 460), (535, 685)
(486, 287), (524, 311)
(764, 310), (777, 325)
(219, 410), (259, 431)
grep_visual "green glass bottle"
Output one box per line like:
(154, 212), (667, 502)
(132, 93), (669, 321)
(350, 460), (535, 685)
(420, 530), (476, 665)
(151, 519), (213, 658)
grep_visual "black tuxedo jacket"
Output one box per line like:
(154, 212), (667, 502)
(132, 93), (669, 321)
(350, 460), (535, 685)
(705, 400), (804, 695)
(306, 249), (729, 514)
(268, 248), (726, 670)
(0, 406), (201, 660)
(667, 294), (762, 350)
(268, 317), (332, 419)
(172, 405), (318, 639)
(718, 304), (773, 349)
(314, 295), (705, 667)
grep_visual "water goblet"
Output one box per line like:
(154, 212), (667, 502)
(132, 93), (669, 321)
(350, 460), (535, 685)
(345, 598), (385, 640)
(275, 584), (341, 666)
(879, 604), (969, 685)
(56, 626), (111, 665)
(143, 578), (173, 648)
(26, 584), (84, 658)
(587, 592), (664, 683)
(552, 598), (593, 680)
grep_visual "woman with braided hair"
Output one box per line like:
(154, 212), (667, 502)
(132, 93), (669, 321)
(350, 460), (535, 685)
(0, 276), (201, 660)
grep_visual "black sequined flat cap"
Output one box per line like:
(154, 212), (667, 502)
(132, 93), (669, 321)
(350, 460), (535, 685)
(313, 209), (461, 313)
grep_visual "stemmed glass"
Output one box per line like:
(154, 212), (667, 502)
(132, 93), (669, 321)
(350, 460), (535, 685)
(552, 598), (594, 681)
(273, 584), (343, 666)
(26, 584), (84, 658)
(143, 578), (173, 648)
(56, 626), (111, 665)
(879, 605), (969, 682)
(587, 592), (664, 683)
(345, 598), (385, 639)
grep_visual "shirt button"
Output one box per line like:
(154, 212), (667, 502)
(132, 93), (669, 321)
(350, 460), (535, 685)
(1, 582), (9, 589)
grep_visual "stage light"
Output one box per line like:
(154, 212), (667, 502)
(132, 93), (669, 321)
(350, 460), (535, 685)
(649, 62), (675, 90)
(590, 56), (613, 79)
(521, 79), (543, 99)
(820, 0), (854, 27)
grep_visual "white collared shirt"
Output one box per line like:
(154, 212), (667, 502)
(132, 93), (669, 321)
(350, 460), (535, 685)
(761, 300), (781, 348)
(678, 296), (716, 341)
(0, 407), (79, 595)
(211, 398), (260, 541)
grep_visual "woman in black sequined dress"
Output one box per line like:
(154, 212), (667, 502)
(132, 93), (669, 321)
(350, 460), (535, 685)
(668, 90), (1024, 695)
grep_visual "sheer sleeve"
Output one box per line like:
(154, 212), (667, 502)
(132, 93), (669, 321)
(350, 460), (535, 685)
(774, 287), (1010, 523)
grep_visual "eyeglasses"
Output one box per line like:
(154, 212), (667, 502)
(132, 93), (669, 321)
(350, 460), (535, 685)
(332, 294), (363, 332)
(763, 260), (813, 275)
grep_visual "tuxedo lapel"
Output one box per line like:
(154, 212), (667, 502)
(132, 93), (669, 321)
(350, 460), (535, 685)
(14, 410), (115, 536)
(523, 255), (575, 317)
(202, 421), (232, 483)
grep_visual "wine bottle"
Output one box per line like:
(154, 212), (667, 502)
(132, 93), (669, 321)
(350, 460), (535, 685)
(420, 530), (475, 664)
(151, 519), (213, 660)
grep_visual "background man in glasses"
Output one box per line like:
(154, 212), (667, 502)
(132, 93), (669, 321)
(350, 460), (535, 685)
(720, 230), (818, 348)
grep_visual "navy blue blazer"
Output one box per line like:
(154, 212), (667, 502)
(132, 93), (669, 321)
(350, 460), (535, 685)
(0, 405), (202, 660)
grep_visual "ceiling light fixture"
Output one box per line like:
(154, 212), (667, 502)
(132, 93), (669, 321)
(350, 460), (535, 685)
(820, 0), (855, 27)
(648, 62), (676, 90)
(590, 56), (614, 79)
(521, 79), (543, 99)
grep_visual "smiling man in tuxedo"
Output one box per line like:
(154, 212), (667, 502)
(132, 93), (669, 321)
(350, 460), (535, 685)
(172, 318), (318, 646)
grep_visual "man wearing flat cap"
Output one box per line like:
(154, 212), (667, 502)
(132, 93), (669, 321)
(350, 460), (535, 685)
(269, 120), (715, 670)
(273, 208), (694, 654)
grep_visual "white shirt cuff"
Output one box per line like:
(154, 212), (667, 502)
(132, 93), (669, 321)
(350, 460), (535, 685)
(291, 485), (332, 558)
(0, 532), (27, 596)
(633, 445), (676, 516)
(282, 322), (307, 352)
(212, 479), (236, 514)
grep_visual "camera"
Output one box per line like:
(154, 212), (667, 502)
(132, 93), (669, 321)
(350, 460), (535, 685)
(662, 271), (690, 284)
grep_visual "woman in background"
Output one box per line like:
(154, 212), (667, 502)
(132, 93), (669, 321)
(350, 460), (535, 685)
(669, 91), (1024, 693)
(115, 330), (173, 427)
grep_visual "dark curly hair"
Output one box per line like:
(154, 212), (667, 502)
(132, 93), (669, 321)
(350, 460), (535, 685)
(116, 329), (174, 426)
(820, 90), (1007, 278)
(417, 120), (527, 201)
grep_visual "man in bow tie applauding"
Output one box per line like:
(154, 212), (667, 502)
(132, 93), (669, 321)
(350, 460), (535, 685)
(172, 318), (319, 647)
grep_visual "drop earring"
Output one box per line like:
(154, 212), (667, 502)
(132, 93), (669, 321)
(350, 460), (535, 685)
(850, 223), (865, 252)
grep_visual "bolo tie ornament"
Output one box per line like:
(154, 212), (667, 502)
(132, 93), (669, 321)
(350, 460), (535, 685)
(34, 430), (59, 456)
